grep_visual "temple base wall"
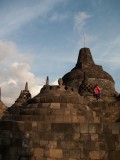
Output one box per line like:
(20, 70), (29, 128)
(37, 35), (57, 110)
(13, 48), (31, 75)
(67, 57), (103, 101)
(0, 121), (120, 160)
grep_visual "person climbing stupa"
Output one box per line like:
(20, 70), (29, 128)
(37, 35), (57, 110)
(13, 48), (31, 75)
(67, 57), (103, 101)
(93, 84), (101, 100)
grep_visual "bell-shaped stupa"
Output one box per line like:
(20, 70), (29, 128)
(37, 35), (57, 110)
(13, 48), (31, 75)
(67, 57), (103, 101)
(62, 47), (116, 97)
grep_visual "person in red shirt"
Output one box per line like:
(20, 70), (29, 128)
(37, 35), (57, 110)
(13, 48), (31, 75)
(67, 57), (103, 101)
(93, 84), (101, 100)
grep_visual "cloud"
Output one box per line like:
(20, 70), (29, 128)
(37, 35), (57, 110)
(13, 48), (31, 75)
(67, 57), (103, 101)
(52, 79), (59, 85)
(0, 40), (43, 107)
(73, 12), (92, 32)
(0, 41), (16, 62)
(49, 12), (69, 22)
(0, 0), (67, 36)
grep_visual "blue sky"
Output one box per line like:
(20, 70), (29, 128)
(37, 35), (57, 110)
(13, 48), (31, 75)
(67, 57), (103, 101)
(0, 0), (120, 106)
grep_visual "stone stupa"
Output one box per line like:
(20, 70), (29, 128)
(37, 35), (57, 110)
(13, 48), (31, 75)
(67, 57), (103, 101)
(62, 47), (116, 97)
(0, 88), (7, 119)
(0, 47), (120, 160)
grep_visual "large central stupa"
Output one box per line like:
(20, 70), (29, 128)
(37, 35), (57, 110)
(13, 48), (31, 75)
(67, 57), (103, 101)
(62, 47), (116, 97)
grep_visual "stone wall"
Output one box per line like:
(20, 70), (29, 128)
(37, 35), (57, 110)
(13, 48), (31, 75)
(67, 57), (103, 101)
(0, 121), (120, 160)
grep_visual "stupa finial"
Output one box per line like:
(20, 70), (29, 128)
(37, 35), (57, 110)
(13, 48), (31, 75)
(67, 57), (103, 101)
(25, 82), (28, 91)
(0, 87), (1, 101)
(83, 32), (86, 48)
(46, 76), (49, 85)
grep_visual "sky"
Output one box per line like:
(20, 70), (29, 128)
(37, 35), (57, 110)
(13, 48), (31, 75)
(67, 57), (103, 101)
(0, 0), (120, 106)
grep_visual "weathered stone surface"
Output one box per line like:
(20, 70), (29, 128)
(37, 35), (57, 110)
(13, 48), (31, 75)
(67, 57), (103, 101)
(80, 123), (88, 133)
(33, 148), (44, 158)
(0, 101), (7, 119)
(62, 47), (116, 97)
(1, 47), (120, 160)
(50, 149), (63, 158)
(0, 122), (120, 159)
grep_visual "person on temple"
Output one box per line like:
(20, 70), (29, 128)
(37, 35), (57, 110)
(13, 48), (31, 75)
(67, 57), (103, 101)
(93, 84), (101, 100)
